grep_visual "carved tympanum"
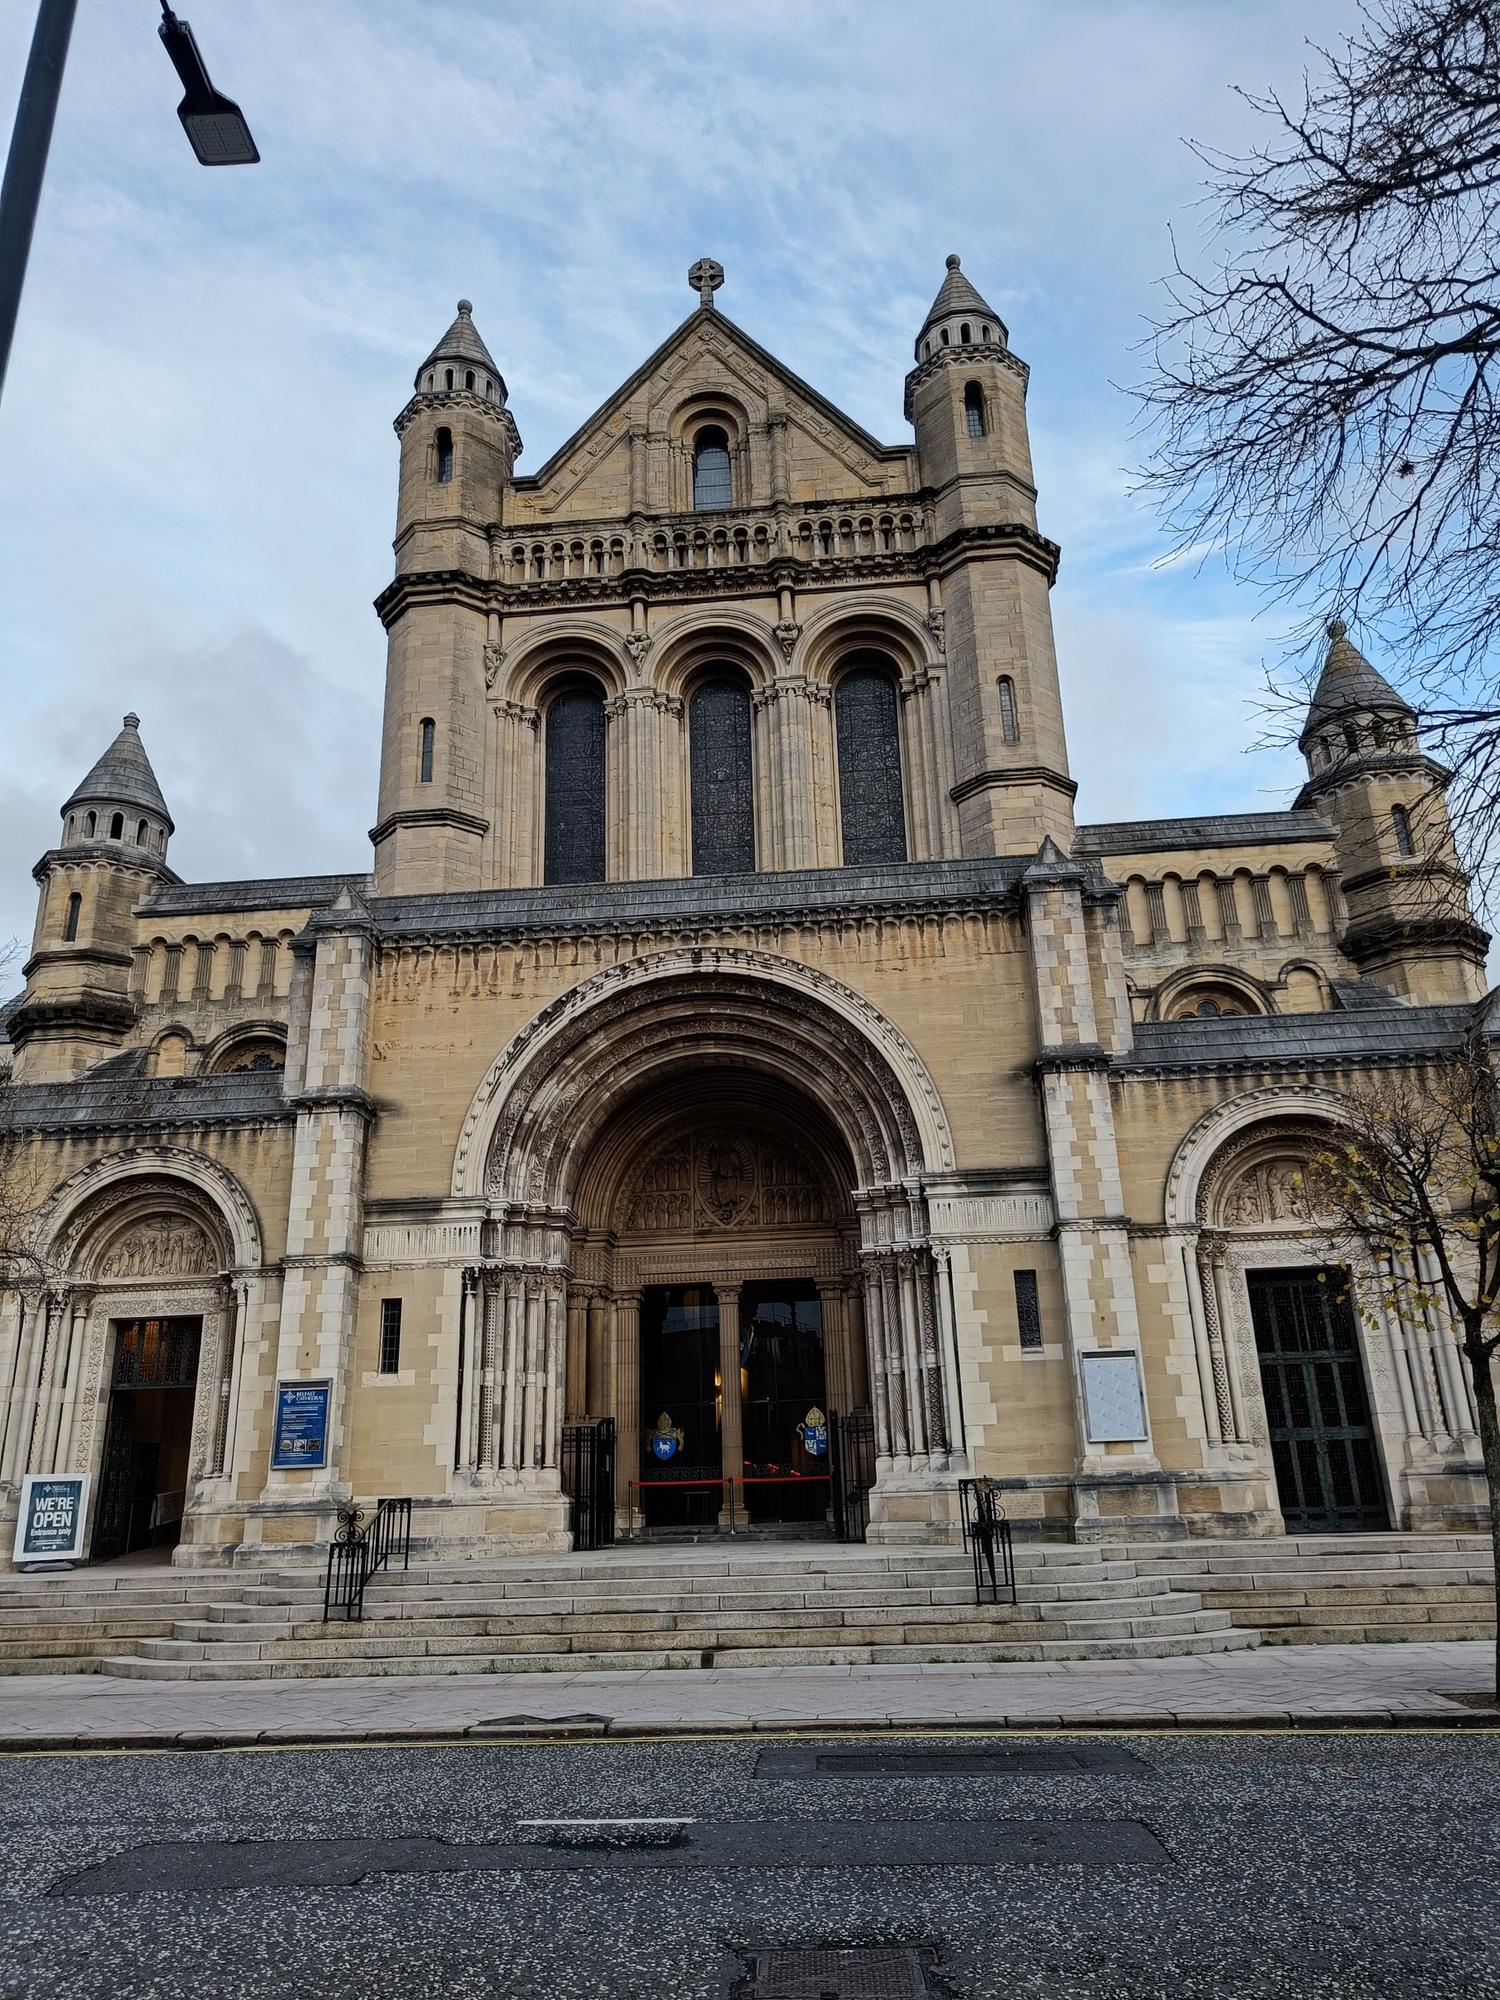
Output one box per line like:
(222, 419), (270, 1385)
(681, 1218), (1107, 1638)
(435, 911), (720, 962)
(622, 1125), (830, 1233)
(98, 1216), (216, 1280)
(1218, 1154), (1318, 1229)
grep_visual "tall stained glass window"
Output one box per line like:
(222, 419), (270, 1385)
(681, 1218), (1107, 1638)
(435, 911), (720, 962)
(835, 663), (906, 865)
(690, 676), (754, 874)
(544, 681), (607, 884)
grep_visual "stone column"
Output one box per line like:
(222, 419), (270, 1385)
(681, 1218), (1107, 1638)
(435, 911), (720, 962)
(817, 1280), (851, 1420)
(565, 1288), (589, 1423)
(1, 1294), (48, 1486)
(714, 1283), (744, 1525)
(32, 1293), (70, 1476)
(208, 1280), (243, 1477)
(612, 1292), (641, 1525)
(586, 1291), (611, 1419)
(862, 1259), (892, 1472)
(542, 1277), (565, 1470)
(477, 1276), (500, 1474)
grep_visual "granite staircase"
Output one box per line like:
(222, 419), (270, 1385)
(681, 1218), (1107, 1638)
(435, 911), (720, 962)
(1126, 1533), (1495, 1645)
(2, 1544), (1253, 1680)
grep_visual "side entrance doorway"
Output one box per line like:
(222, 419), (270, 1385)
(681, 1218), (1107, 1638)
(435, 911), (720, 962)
(636, 1281), (832, 1533)
(92, 1316), (202, 1561)
(1246, 1268), (1389, 1533)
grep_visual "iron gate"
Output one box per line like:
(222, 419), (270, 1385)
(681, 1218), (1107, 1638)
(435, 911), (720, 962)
(562, 1417), (617, 1551)
(1247, 1268), (1389, 1532)
(829, 1408), (876, 1542)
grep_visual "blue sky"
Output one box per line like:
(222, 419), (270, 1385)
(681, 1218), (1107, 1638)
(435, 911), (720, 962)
(0, 0), (1366, 951)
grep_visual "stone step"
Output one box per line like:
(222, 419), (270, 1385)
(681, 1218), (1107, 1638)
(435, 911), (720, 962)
(1260, 1620), (1494, 1645)
(1200, 1583), (1496, 1609)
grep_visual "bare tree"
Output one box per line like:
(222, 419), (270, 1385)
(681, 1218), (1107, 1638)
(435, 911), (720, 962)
(1302, 1034), (1500, 1697)
(1137, 0), (1500, 894)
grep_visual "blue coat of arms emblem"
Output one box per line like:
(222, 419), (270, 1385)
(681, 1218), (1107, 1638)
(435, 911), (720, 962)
(648, 1411), (684, 1462)
(798, 1405), (828, 1457)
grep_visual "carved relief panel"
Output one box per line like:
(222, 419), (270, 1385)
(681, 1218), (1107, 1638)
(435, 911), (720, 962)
(621, 1125), (831, 1235)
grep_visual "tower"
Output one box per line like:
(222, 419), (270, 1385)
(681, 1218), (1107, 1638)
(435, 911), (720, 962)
(1296, 619), (1488, 1001)
(373, 301), (523, 895)
(9, 714), (175, 1081)
(904, 257), (1073, 855)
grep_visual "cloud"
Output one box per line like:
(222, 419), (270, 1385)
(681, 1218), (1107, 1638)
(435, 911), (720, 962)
(0, 0), (1370, 967)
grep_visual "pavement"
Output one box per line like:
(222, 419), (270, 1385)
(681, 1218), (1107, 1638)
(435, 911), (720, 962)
(0, 1640), (1495, 1749)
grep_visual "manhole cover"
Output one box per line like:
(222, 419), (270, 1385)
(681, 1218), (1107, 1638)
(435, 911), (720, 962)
(756, 1744), (1145, 1779)
(727, 1943), (946, 1999)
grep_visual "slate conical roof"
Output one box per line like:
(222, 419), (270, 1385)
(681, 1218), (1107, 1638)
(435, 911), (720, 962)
(416, 298), (502, 391)
(1300, 619), (1414, 746)
(916, 253), (1006, 354)
(63, 713), (174, 830)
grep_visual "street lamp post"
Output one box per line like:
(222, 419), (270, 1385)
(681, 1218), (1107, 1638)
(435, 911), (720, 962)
(0, 0), (258, 408)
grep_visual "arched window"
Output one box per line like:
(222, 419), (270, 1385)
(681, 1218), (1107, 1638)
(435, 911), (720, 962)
(689, 676), (754, 874)
(940, 327), (950, 346)
(464, 369), (475, 390)
(434, 426), (454, 484)
(544, 681), (607, 884)
(485, 376), (494, 398)
(444, 367), (454, 390)
(84, 811), (96, 838)
(835, 661), (907, 865)
(960, 322), (971, 343)
(998, 675), (1019, 743)
(1392, 804), (1416, 857)
(63, 891), (81, 942)
(136, 819), (149, 845)
(109, 812), (124, 840)
(65, 815), (75, 841)
(1343, 722), (1361, 756)
(981, 323), (991, 341)
(692, 427), (732, 510)
(418, 718), (435, 784)
(425, 372), (433, 391)
(922, 340), (931, 359)
(964, 382), (987, 438)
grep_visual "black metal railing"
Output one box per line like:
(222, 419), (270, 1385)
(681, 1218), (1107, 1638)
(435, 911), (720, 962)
(562, 1418), (616, 1552)
(959, 1477), (1017, 1606)
(829, 1408), (876, 1543)
(322, 1496), (412, 1622)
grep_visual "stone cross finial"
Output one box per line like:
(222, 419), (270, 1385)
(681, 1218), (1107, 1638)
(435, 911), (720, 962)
(688, 258), (725, 310)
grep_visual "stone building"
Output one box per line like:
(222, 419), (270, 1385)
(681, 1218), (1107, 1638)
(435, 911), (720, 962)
(0, 255), (1490, 1571)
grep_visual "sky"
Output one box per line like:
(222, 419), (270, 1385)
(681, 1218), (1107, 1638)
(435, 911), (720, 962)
(0, 0), (1369, 956)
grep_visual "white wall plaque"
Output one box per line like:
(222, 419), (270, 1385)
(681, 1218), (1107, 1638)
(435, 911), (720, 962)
(1080, 1351), (1149, 1443)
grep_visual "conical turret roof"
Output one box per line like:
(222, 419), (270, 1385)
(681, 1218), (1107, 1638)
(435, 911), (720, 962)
(416, 298), (502, 391)
(63, 713), (173, 830)
(1300, 619), (1414, 745)
(916, 253), (1006, 353)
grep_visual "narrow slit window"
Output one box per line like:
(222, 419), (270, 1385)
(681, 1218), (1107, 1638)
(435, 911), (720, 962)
(434, 426), (454, 484)
(444, 367), (454, 390)
(464, 369), (475, 390)
(1015, 1269), (1043, 1351)
(418, 717), (435, 783)
(63, 891), (81, 942)
(692, 426), (732, 510)
(1392, 804), (1416, 857)
(964, 382), (987, 437)
(378, 1299), (402, 1375)
(136, 819), (149, 845)
(998, 675), (1019, 743)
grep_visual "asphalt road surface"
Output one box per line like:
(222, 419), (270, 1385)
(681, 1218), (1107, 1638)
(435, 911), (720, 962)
(1, 1729), (1498, 1998)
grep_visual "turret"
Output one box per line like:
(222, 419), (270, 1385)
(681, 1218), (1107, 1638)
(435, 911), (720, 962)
(8, 714), (176, 1081)
(375, 300), (521, 896)
(904, 257), (1073, 855)
(1297, 620), (1488, 1001)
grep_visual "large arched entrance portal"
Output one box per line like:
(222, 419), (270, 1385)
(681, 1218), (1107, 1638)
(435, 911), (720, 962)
(573, 1076), (862, 1532)
(455, 949), (962, 1542)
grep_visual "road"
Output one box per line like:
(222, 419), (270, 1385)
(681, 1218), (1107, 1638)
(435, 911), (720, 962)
(1, 1730), (1497, 1997)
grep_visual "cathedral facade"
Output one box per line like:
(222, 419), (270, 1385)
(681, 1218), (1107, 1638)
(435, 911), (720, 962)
(0, 256), (1491, 1570)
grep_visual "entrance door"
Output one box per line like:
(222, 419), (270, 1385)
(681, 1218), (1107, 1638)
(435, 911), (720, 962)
(740, 1281), (828, 1526)
(637, 1288), (722, 1530)
(92, 1317), (202, 1561)
(1247, 1269), (1388, 1533)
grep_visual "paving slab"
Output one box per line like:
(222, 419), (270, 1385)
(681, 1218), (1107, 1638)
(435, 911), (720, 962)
(0, 1640), (1492, 1749)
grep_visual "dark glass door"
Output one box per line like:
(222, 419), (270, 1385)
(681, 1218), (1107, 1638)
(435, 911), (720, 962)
(91, 1317), (202, 1560)
(1247, 1269), (1389, 1533)
(740, 1282), (828, 1525)
(638, 1287), (722, 1530)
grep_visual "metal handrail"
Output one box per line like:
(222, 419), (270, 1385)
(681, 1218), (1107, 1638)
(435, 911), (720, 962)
(959, 1477), (1017, 1607)
(322, 1496), (412, 1622)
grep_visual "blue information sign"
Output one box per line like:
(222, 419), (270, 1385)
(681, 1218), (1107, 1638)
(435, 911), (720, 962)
(271, 1381), (331, 1469)
(13, 1473), (89, 1563)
